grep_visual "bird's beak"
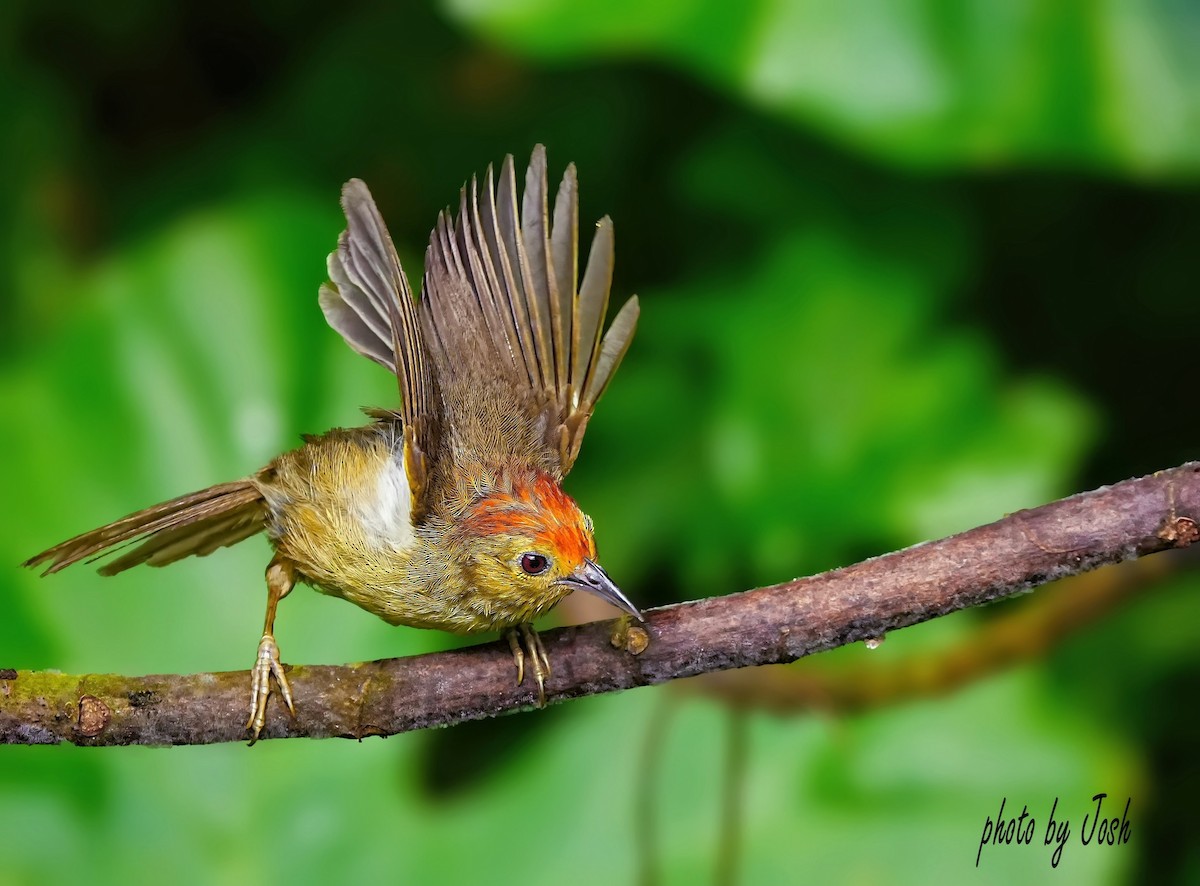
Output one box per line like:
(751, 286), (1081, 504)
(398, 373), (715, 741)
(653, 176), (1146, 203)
(558, 559), (644, 621)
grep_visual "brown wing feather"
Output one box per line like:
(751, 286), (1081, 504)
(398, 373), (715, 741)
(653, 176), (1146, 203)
(421, 145), (639, 477)
(320, 179), (440, 517)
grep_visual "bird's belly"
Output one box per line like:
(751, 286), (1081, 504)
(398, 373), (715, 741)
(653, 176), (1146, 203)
(330, 575), (570, 636)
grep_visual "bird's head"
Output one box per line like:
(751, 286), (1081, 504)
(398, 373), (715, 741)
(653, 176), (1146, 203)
(457, 472), (641, 622)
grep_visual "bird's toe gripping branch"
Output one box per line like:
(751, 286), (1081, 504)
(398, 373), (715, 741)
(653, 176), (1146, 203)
(246, 556), (298, 743)
(247, 633), (294, 743)
(507, 623), (552, 706)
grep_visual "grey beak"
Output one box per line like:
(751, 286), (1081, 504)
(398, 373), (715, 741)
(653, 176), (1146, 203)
(559, 559), (644, 621)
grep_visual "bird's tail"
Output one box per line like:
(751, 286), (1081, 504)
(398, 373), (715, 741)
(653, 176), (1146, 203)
(23, 480), (268, 577)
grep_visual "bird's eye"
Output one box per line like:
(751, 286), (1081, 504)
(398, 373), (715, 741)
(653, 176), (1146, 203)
(519, 553), (550, 576)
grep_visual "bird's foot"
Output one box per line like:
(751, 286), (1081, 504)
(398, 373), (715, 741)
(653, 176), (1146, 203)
(246, 632), (294, 744)
(506, 623), (551, 706)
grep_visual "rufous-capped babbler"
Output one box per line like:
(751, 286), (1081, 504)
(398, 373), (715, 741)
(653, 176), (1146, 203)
(25, 146), (642, 741)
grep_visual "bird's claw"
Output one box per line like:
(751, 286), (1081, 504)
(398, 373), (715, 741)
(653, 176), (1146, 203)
(507, 624), (551, 707)
(246, 632), (294, 744)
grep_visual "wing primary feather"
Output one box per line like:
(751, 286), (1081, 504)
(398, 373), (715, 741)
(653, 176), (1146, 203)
(423, 213), (456, 362)
(441, 194), (469, 284)
(466, 175), (519, 363)
(460, 179), (518, 375)
(340, 185), (403, 323)
(343, 235), (391, 324)
(551, 163), (579, 400)
(489, 156), (542, 388)
(583, 294), (639, 407)
(499, 153), (551, 391)
(428, 205), (477, 370)
(521, 145), (564, 394)
(437, 203), (485, 363)
(318, 282), (395, 371)
(385, 263), (412, 412)
(337, 179), (431, 443)
(575, 217), (615, 400)
(327, 233), (394, 347)
(479, 164), (538, 388)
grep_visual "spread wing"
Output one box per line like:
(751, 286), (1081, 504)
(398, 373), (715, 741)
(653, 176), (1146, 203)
(421, 145), (639, 477)
(319, 180), (439, 518)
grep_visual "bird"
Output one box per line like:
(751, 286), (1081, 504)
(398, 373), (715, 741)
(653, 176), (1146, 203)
(24, 145), (642, 742)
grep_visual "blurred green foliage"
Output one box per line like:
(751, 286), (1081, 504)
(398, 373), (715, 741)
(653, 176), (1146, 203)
(2, 2), (1199, 885)
(450, 0), (1200, 173)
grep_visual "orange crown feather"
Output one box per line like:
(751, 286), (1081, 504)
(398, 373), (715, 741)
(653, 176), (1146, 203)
(464, 473), (595, 566)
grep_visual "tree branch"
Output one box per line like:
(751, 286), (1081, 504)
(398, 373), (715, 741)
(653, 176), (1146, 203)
(3, 462), (1198, 746)
(682, 552), (1177, 714)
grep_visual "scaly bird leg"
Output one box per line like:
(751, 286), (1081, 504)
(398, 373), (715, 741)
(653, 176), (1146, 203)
(506, 623), (552, 706)
(247, 555), (297, 744)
